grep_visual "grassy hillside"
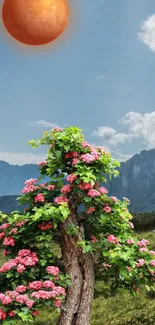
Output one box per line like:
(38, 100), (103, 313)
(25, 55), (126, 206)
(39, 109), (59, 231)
(1, 232), (155, 325)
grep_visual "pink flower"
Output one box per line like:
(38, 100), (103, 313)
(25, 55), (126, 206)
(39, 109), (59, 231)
(126, 239), (134, 245)
(31, 290), (51, 300)
(47, 185), (55, 190)
(107, 234), (119, 244)
(90, 235), (97, 243)
(17, 264), (26, 273)
(21, 185), (39, 194)
(55, 299), (61, 308)
(32, 310), (40, 316)
(16, 221), (27, 227)
(3, 236), (15, 246)
(40, 182), (46, 188)
(61, 185), (71, 194)
(43, 280), (55, 289)
(80, 153), (99, 163)
(72, 158), (80, 165)
(137, 239), (149, 247)
(109, 196), (118, 202)
(16, 285), (27, 293)
(126, 266), (132, 272)
(16, 294), (29, 304)
(25, 178), (37, 185)
(29, 281), (42, 291)
(0, 309), (7, 320)
(34, 194), (45, 203)
(87, 207), (95, 214)
(139, 247), (147, 252)
(37, 161), (47, 167)
(128, 222), (134, 229)
(0, 232), (5, 240)
(123, 197), (130, 203)
(78, 182), (93, 190)
(0, 223), (10, 230)
(25, 299), (35, 309)
(99, 187), (108, 194)
(88, 189), (100, 197)
(149, 251), (155, 256)
(10, 228), (18, 235)
(136, 259), (145, 268)
(3, 250), (8, 257)
(38, 222), (53, 231)
(8, 311), (16, 317)
(150, 260), (155, 267)
(54, 196), (69, 204)
(67, 174), (78, 183)
(103, 205), (112, 213)
(53, 127), (63, 132)
(46, 266), (60, 276)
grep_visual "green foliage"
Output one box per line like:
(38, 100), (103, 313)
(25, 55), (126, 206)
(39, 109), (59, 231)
(133, 212), (155, 232)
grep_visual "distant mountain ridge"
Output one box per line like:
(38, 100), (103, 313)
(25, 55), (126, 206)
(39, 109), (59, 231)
(0, 148), (155, 213)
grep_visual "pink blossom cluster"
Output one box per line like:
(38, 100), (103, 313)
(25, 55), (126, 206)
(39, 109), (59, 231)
(128, 222), (134, 229)
(103, 204), (112, 213)
(37, 161), (47, 167)
(61, 185), (71, 194)
(0, 232), (5, 240)
(0, 223), (10, 230)
(38, 222), (53, 231)
(34, 193), (45, 203)
(88, 189), (100, 197)
(0, 308), (7, 320)
(81, 141), (92, 149)
(3, 236), (15, 247)
(53, 127), (63, 132)
(21, 184), (39, 194)
(47, 184), (55, 190)
(54, 196), (69, 204)
(126, 239), (134, 245)
(136, 259), (145, 268)
(67, 173), (78, 183)
(78, 182), (93, 190)
(65, 151), (78, 159)
(46, 266), (60, 276)
(0, 249), (38, 273)
(80, 152), (100, 164)
(99, 187), (108, 194)
(109, 196), (118, 202)
(107, 234), (119, 245)
(137, 239), (149, 247)
(87, 207), (95, 214)
(72, 158), (80, 165)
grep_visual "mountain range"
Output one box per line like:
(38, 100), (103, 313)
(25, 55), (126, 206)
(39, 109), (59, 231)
(0, 148), (155, 213)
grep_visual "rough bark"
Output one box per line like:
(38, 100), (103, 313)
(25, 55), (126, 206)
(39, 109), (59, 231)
(57, 212), (94, 325)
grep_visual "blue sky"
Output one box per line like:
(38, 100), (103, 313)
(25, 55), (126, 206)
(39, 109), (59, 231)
(1, 0), (155, 165)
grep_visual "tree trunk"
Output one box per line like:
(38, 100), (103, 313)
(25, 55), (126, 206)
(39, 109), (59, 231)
(57, 219), (94, 325)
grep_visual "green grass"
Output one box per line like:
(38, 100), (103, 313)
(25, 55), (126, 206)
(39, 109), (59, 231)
(2, 231), (155, 325)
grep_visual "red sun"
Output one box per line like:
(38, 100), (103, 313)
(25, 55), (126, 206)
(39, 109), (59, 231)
(1, 0), (69, 46)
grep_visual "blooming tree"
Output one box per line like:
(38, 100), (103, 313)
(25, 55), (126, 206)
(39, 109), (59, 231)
(0, 126), (155, 325)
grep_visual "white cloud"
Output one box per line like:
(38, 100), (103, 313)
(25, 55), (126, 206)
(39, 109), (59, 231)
(93, 111), (155, 161)
(28, 120), (57, 128)
(0, 152), (46, 166)
(138, 14), (155, 52)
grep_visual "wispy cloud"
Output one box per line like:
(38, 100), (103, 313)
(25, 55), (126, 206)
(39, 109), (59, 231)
(96, 74), (105, 80)
(28, 120), (58, 128)
(138, 14), (155, 52)
(0, 152), (46, 166)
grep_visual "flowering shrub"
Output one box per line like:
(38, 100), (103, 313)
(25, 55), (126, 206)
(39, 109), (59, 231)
(0, 126), (155, 325)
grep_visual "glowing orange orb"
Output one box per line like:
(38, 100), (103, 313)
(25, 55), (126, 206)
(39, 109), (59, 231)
(2, 0), (69, 46)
